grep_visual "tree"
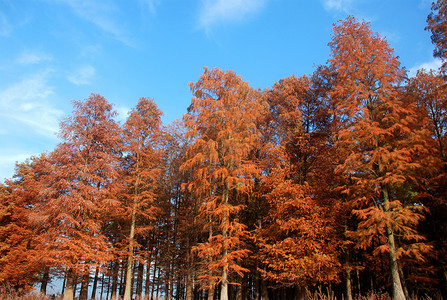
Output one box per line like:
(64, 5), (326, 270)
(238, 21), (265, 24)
(39, 94), (122, 300)
(406, 69), (447, 295)
(329, 16), (430, 300)
(0, 156), (49, 293)
(427, 0), (447, 71)
(121, 98), (165, 300)
(181, 67), (263, 300)
(256, 74), (340, 297)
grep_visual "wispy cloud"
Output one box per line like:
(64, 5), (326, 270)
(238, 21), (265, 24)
(58, 0), (137, 47)
(115, 105), (130, 123)
(0, 69), (64, 138)
(17, 50), (53, 65)
(197, 0), (267, 31)
(0, 11), (12, 37)
(138, 0), (160, 14)
(67, 65), (96, 85)
(322, 0), (353, 12)
(0, 152), (35, 182)
(408, 58), (443, 77)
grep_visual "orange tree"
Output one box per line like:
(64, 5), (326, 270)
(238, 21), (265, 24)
(39, 94), (122, 300)
(329, 16), (431, 300)
(406, 70), (447, 294)
(256, 74), (340, 296)
(427, 0), (447, 71)
(181, 67), (264, 300)
(121, 97), (165, 300)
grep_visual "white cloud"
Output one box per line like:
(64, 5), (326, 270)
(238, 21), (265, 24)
(58, 0), (137, 47)
(408, 58), (443, 77)
(0, 69), (64, 138)
(0, 152), (35, 182)
(17, 50), (53, 65)
(67, 65), (96, 85)
(0, 11), (12, 36)
(198, 0), (267, 31)
(115, 105), (130, 123)
(138, 0), (160, 14)
(322, 0), (353, 12)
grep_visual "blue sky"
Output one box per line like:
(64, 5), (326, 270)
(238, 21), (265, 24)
(0, 0), (441, 182)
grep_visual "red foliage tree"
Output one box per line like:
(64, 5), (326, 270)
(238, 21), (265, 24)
(38, 94), (122, 300)
(329, 16), (431, 300)
(0, 156), (50, 293)
(256, 74), (340, 295)
(121, 97), (165, 300)
(427, 0), (447, 71)
(181, 67), (263, 300)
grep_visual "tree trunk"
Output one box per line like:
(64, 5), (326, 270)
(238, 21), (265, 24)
(145, 236), (154, 299)
(79, 267), (90, 300)
(100, 273), (105, 300)
(136, 260), (144, 298)
(356, 269), (361, 297)
(111, 261), (119, 300)
(119, 263), (126, 298)
(40, 267), (50, 295)
(61, 272), (66, 295)
(207, 285), (215, 300)
(398, 264), (409, 299)
(294, 286), (306, 300)
(124, 185), (138, 300)
(261, 279), (269, 300)
(383, 187), (406, 300)
(221, 183), (229, 300)
(345, 266), (353, 300)
(150, 257), (158, 300)
(156, 267), (161, 299)
(63, 268), (75, 300)
(185, 241), (194, 300)
(91, 266), (99, 300)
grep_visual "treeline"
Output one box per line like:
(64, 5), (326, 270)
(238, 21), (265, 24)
(1, 6), (447, 300)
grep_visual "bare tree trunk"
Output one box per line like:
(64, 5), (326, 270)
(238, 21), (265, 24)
(383, 187), (406, 300)
(293, 286), (305, 300)
(207, 285), (215, 300)
(100, 273), (105, 300)
(63, 268), (75, 300)
(91, 266), (99, 300)
(79, 267), (90, 300)
(260, 278), (269, 300)
(136, 260), (144, 298)
(356, 269), (361, 297)
(151, 257), (158, 300)
(346, 266), (353, 300)
(61, 272), (66, 295)
(398, 262), (409, 299)
(111, 261), (119, 300)
(185, 242), (194, 300)
(40, 266), (50, 295)
(221, 184), (229, 300)
(124, 182), (139, 300)
(156, 267), (161, 299)
(120, 263), (126, 298)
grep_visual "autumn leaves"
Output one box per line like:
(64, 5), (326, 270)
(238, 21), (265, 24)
(1, 12), (447, 300)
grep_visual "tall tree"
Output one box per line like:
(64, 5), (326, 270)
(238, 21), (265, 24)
(122, 97), (165, 300)
(0, 156), (50, 293)
(427, 0), (447, 71)
(329, 16), (429, 300)
(406, 69), (447, 294)
(181, 67), (263, 300)
(256, 74), (340, 296)
(38, 94), (122, 300)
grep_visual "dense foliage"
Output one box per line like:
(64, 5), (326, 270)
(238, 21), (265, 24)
(1, 10), (447, 300)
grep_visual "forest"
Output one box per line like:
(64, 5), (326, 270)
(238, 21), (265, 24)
(1, 2), (447, 300)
